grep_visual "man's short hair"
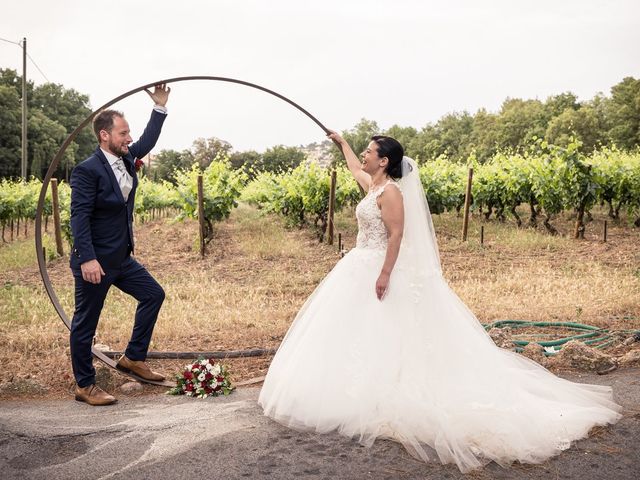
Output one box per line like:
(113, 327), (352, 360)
(93, 109), (124, 141)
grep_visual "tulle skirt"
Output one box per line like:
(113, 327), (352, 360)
(258, 247), (622, 473)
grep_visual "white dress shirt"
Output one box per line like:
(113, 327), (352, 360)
(101, 148), (133, 201)
(101, 105), (167, 201)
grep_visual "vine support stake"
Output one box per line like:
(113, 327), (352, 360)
(480, 225), (484, 245)
(327, 169), (337, 245)
(197, 174), (205, 258)
(461, 167), (473, 241)
(603, 220), (607, 243)
(50, 179), (64, 256)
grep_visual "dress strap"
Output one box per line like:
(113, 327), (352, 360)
(374, 180), (401, 198)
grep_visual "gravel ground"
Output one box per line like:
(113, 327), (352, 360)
(0, 368), (638, 480)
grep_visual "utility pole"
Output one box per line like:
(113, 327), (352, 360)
(21, 37), (27, 180)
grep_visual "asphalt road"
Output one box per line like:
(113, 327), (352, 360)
(1, 368), (638, 480)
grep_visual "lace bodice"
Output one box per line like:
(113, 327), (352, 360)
(355, 181), (400, 251)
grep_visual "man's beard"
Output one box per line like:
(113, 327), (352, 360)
(108, 139), (129, 157)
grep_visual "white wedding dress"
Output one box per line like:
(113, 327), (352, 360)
(258, 158), (621, 473)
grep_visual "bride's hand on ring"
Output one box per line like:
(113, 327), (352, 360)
(326, 129), (345, 147)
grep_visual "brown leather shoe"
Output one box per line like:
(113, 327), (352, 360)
(116, 355), (165, 381)
(75, 384), (117, 406)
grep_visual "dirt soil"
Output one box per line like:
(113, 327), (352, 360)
(1, 368), (639, 480)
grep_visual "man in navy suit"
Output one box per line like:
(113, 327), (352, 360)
(70, 84), (171, 405)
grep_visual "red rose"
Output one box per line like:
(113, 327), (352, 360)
(185, 383), (194, 391)
(216, 376), (224, 383)
(183, 371), (193, 380)
(205, 372), (213, 381)
(134, 158), (144, 172)
(214, 385), (221, 391)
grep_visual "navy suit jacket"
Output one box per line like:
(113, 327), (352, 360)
(70, 109), (167, 270)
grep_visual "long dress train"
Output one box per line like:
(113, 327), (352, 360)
(258, 169), (621, 473)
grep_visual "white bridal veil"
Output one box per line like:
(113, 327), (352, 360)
(397, 156), (442, 280)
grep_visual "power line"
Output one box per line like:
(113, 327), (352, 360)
(0, 36), (51, 83)
(0, 37), (21, 46)
(26, 52), (49, 83)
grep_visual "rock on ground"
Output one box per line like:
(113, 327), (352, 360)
(120, 381), (144, 394)
(546, 340), (617, 372)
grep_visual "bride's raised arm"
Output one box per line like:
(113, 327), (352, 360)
(327, 130), (371, 191)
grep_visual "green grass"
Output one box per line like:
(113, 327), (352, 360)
(0, 203), (638, 398)
(0, 233), (58, 273)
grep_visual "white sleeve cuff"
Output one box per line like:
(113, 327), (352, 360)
(153, 105), (168, 114)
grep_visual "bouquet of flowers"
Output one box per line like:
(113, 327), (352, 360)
(167, 358), (234, 398)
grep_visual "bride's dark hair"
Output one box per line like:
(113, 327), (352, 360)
(371, 135), (405, 178)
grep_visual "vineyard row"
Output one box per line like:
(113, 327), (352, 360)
(1, 145), (639, 246)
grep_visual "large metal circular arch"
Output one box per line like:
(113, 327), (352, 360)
(35, 76), (330, 386)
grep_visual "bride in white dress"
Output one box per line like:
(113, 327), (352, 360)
(258, 132), (622, 473)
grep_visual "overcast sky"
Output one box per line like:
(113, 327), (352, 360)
(1, 0), (639, 154)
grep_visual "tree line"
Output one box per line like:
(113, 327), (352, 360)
(155, 76), (640, 180)
(0, 68), (94, 180)
(1, 67), (638, 181)
(337, 77), (639, 165)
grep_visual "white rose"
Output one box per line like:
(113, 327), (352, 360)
(198, 373), (206, 382)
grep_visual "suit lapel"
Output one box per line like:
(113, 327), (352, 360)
(123, 153), (138, 196)
(95, 147), (126, 203)
(122, 154), (135, 174)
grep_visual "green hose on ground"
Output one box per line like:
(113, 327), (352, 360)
(482, 320), (640, 356)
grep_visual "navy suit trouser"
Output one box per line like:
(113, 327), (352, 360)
(70, 256), (165, 387)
